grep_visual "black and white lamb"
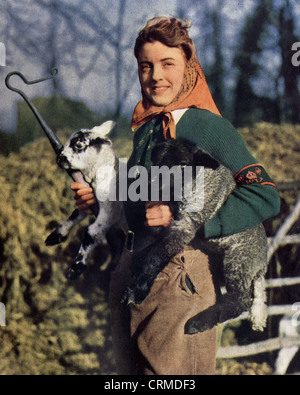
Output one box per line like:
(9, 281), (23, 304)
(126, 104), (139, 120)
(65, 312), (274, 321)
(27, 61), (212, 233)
(45, 121), (127, 280)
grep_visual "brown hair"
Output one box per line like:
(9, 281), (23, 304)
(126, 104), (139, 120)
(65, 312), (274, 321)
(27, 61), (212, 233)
(134, 17), (194, 61)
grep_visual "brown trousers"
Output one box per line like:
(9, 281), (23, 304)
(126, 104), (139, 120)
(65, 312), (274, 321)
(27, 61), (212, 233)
(109, 246), (217, 375)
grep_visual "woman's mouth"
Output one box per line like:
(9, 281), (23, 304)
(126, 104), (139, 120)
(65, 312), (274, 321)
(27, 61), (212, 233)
(152, 85), (169, 93)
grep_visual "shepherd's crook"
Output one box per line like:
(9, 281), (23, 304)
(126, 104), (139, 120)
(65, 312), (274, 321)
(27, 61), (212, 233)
(5, 68), (99, 214)
(5, 68), (63, 155)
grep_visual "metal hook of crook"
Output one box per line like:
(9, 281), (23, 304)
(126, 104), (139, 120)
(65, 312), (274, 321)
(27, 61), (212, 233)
(5, 68), (63, 155)
(5, 67), (58, 95)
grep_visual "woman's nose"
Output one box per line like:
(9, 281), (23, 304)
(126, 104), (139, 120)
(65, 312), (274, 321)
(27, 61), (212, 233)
(152, 65), (163, 81)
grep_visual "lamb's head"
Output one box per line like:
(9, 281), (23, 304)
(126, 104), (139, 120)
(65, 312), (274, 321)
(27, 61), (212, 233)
(58, 121), (116, 180)
(151, 138), (220, 170)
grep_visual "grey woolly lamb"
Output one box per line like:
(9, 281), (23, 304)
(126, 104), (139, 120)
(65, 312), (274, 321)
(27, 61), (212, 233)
(122, 138), (268, 333)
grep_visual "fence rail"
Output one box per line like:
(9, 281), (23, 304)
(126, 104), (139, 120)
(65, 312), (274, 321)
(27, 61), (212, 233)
(217, 337), (300, 359)
(216, 190), (300, 375)
(217, 277), (300, 360)
(267, 196), (300, 262)
(266, 277), (300, 289)
(219, 302), (300, 327)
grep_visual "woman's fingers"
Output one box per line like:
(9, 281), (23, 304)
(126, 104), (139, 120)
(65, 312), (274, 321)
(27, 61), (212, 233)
(145, 202), (173, 227)
(70, 182), (96, 210)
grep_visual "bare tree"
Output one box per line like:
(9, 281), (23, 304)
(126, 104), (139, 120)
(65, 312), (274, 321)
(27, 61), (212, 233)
(277, 0), (300, 123)
(175, 0), (232, 116)
(1, 0), (140, 117)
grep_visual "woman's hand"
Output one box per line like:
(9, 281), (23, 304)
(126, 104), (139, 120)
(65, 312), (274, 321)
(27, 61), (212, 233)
(71, 182), (96, 211)
(145, 201), (173, 227)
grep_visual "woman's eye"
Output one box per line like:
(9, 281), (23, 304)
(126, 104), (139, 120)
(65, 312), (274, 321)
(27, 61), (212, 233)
(163, 62), (174, 67)
(139, 63), (151, 72)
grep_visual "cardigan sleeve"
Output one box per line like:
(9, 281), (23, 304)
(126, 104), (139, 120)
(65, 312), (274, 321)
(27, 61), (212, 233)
(204, 183), (280, 238)
(177, 110), (281, 238)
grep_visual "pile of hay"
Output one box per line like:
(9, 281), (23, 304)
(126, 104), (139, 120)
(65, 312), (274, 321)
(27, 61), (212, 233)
(0, 130), (115, 374)
(239, 123), (300, 184)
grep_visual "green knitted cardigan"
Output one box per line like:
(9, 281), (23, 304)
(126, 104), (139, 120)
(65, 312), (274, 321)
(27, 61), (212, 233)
(125, 108), (280, 238)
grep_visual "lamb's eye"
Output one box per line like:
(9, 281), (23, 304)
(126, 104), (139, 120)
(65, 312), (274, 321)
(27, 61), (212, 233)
(73, 137), (90, 152)
(70, 132), (91, 152)
(75, 140), (86, 150)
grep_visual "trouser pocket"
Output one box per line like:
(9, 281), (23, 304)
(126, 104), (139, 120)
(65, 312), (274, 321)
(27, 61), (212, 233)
(177, 248), (216, 302)
(185, 273), (196, 294)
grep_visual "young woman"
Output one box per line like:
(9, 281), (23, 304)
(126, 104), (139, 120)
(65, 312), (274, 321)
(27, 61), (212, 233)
(71, 17), (280, 375)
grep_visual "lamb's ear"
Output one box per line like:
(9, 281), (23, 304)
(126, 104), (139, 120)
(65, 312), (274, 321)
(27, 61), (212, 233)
(92, 121), (116, 137)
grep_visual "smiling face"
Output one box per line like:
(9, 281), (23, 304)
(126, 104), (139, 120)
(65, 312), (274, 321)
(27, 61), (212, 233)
(137, 41), (186, 107)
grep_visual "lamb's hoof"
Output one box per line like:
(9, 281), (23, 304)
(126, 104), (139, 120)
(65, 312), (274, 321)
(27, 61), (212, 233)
(45, 231), (67, 246)
(250, 302), (267, 332)
(121, 287), (148, 307)
(120, 289), (137, 307)
(65, 262), (87, 280)
(184, 312), (214, 334)
(184, 319), (202, 335)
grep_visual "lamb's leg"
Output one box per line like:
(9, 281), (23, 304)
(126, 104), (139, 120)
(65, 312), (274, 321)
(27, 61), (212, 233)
(185, 235), (256, 334)
(45, 208), (87, 246)
(185, 289), (252, 334)
(185, 255), (267, 333)
(66, 205), (111, 280)
(185, 226), (268, 333)
(250, 275), (267, 331)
